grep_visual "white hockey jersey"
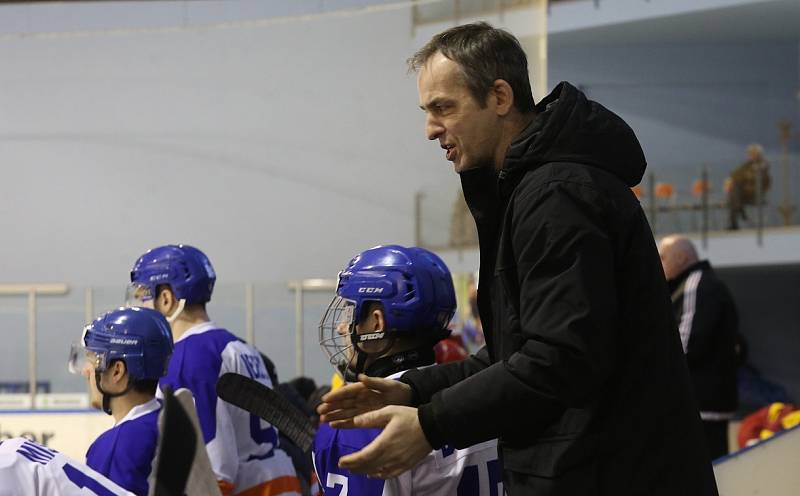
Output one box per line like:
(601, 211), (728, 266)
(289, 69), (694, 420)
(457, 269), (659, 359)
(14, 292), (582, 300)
(158, 322), (300, 495)
(0, 437), (134, 496)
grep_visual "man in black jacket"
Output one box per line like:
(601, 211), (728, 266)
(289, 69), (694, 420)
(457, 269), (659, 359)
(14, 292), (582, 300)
(659, 235), (739, 460)
(319, 22), (718, 495)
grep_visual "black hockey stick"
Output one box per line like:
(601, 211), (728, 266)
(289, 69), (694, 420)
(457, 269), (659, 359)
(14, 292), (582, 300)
(216, 373), (316, 453)
(150, 386), (197, 496)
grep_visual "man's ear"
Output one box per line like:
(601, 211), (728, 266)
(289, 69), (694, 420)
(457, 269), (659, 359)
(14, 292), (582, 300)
(157, 286), (175, 310)
(111, 360), (128, 385)
(492, 79), (515, 117)
(371, 308), (386, 332)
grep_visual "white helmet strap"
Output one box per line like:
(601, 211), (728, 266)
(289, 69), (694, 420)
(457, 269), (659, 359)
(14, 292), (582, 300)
(166, 299), (186, 324)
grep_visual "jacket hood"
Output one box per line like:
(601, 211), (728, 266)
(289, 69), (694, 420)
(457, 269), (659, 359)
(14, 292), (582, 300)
(504, 82), (647, 187)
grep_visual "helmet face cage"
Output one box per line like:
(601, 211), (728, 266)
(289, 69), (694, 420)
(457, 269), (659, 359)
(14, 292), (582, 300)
(319, 296), (390, 379)
(318, 296), (357, 378)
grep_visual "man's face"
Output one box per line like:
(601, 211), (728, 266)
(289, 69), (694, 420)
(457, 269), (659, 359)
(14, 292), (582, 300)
(82, 352), (128, 410)
(336, 306), (384, 370)
(336, 312), (383, 362)
(134, 286), (155, 309)
(417, 52), (502, 172)
(336, 322), (355, 363)
(82, 352), (103, 410)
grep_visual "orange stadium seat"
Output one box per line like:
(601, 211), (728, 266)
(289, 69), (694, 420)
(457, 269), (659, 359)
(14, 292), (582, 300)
(692, 179), (711, 198)
(655, 182), (675, 200)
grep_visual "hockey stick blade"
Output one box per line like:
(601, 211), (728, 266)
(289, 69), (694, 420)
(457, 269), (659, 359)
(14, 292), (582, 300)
(172, 389), (223, 496)
(216, 373), (316, 453)
(150, 386), (196, 496)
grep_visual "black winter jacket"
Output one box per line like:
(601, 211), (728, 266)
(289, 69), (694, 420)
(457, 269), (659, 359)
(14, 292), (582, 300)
(668, 260), (739, 415)
(400, 82), (718, 495)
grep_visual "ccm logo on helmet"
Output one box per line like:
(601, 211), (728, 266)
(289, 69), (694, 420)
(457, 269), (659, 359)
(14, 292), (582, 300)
(358, 287), (384, 294)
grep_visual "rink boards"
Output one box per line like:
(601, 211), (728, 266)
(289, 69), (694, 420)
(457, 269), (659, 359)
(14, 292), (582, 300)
(713, 424), (800, 495)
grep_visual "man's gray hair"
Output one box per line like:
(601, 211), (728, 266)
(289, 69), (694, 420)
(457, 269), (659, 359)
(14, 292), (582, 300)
(408, 22), (535, 113)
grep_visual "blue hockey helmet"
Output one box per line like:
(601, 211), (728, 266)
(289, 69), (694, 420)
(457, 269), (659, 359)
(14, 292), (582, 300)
(319, 245), (456, 378)
(69, 306), (173, 414)
(128, 244), (216, 306)
(69, 306), (173, 381)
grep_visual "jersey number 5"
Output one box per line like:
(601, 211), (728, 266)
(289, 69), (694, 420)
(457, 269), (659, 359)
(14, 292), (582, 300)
(249, 415), (278, 460)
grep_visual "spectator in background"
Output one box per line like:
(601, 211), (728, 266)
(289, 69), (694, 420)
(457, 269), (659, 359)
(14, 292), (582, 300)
(726, 143), (771, 230)
(659, 235), (739, 459)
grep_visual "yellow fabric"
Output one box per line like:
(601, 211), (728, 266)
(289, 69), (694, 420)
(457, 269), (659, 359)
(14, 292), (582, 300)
(759, 429), (775, 441)
(781, 410), (800, 430)
(767, 402), (786, 424)
(331, 372), (344, 391)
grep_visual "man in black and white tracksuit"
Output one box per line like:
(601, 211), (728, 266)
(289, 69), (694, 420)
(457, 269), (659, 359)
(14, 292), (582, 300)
(659, 235), (739, 460)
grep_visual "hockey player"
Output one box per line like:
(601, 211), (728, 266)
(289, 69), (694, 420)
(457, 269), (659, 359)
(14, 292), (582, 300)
(68, 306), (173, 496)
(128, 244), (300, 496)
(0, 437), (135, 496)
(315, 245), (501, 495)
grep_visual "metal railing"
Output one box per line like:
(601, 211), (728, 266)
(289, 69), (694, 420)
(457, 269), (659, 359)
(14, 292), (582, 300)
(640, 168), (775, 248)
(0, 280), (340, 407)
(0, 284), (69, 409)
(414, 160), (798, 252)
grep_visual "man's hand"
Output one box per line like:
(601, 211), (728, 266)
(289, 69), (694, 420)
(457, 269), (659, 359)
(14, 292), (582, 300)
(318, 374), (413, 428)
(337, 405), (432, 479)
